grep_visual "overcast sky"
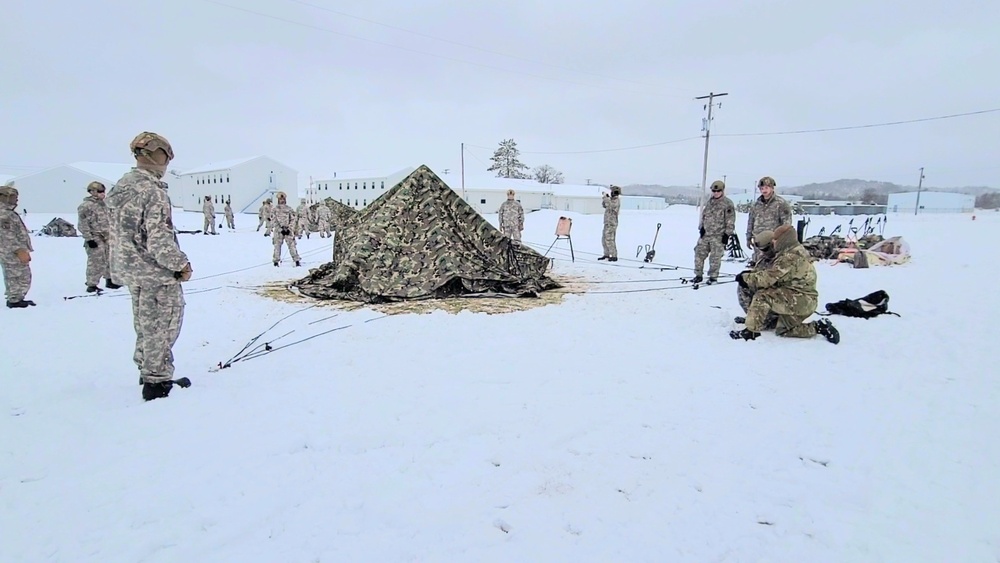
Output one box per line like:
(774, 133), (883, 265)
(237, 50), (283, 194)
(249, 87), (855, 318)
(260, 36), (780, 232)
(2, 0), (998, 191)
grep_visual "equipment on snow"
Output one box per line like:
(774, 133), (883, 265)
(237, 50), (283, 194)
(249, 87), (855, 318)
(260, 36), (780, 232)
(644, 223), (661, 263)
(821, 290), (898, 319)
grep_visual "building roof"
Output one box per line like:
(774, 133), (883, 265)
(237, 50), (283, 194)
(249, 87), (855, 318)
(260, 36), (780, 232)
(180, 156), (264, 175)
(67, 162), (134, 182)
(0, 174), (14, 185)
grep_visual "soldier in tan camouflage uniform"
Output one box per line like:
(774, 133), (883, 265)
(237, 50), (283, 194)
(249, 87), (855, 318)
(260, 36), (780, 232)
(77, 181), (121, 292)
(731, 225), (839, 344)
(270, 191), (301, 267)
(598, 185), (621, 261)
(315, 203), (332, 238)
(295, 199), (310, 239)
(257, 199), (272, 234)
(497, 189), (524, 242)
(692, 179), (735, 284)
(746, 176), (792, 249)
(223, 199), (235, 230)
(202, 193), (216, 234)
(107, 132), (193, 401)
(0, 183), (35, 308)
(735, 230), (777, 327)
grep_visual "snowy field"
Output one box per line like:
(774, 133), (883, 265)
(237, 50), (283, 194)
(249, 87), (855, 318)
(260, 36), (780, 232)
(1, 204), (998, 562)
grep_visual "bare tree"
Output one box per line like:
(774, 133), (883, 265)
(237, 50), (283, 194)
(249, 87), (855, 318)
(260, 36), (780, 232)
(487, 139), (530, 179)
(533, 164), (564, 184)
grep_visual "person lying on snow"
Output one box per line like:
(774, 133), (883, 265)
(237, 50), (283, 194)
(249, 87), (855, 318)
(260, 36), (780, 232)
(731, 224), (840, 344)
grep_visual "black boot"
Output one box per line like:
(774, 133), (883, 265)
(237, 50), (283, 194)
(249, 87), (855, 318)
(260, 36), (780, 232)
(814, 319), (840, 344)
(734, 316), (746, 324)
(729, 328), (760, 341)
(690, 275), (704, 284)
(273, 261), (279, 267)
(597, 256), (608, 261)
(142, 380), (173, 401)
(294, 260), (301, 267)
(609, 257), (618, 262)
(104, 280), (122, 290)
(707, 277), (718, 285)
(86, 285), (101, 293)
(6, 300), (33, 308)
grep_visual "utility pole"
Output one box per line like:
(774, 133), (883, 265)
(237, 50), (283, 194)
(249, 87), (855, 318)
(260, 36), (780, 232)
(695, 91), (728, 209)
(460, 143), (466, 201)
(914, 167), (925, 216)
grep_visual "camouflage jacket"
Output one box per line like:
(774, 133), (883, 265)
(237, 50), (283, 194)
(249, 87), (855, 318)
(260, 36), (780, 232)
(259, 202), (272, 219)
(296, 203), (310, 220)
(203, 198), (215, 217)
(498, 200), (524, 229)
(0, 202), (32, 256)
(316, 205), (332, 220)
(106, 168), (189, 287)
(77, 195), (110, 241)
(746, 195), (792, 239)
(602, 195), (620, 226)
(224, 203), (234, 217)
(270, 204), (297, 232)
(745, 243), (818, 300)
(700, 195), (735, 235)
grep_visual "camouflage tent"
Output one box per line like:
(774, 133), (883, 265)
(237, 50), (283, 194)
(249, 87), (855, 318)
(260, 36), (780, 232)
(292, 165), (560, 303)
(39, 217), (79, 237)
(305, 197), (357, 233)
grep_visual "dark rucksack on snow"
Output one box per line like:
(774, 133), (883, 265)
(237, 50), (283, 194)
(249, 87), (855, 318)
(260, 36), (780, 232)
(823, 290), (898, 319)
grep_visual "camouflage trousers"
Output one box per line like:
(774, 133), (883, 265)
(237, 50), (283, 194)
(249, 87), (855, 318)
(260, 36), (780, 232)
(225, 213), (235, 229)
(602, 222), (618, 258)
(257, 215), (266, 230)
(84, 239), (111, 287)
(317, 219), (331, 238)
(745, 287), (818, 338)
(130, 284), (185, 384)
(1, 257), (31, 303)
(273, 232), (301, 263)
(203, 214), (216, 234)
(693, 234), (725, 278)
(500, 223), (521, 242)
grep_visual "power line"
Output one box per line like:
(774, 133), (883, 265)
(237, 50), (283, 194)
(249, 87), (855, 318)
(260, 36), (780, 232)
(467, 136), (701, 156)
(200, 0), (657, 96)
(279, 0), (693, 95)
(714, 108), (1000, 138)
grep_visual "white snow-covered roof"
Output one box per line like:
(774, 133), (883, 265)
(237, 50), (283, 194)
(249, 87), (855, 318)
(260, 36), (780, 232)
(0, 174), (14, 185)
(180, 156), (263, 175)
(67, 162), (134, 183)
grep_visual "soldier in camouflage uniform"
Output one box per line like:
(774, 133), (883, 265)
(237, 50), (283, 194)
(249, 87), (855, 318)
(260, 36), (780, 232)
(497, 189), (525, 242)
(598, 185), (621, 261)
(270, 191), (301, 267)
(257, 199), (272, 234)
(315, 203), (332, 238)
(746, 176), (792, 258)
(295, 199), (310, 238)
(0, 183), (35, 308)
(202, 193), (216, 234)
(77, 181), (121, 292)
(731, 225), (839, 344)
(223, 199), (235, 230)
(107, 132), (193, 401)
(692, 179), (735, 284)
(735, 230), (777, 328)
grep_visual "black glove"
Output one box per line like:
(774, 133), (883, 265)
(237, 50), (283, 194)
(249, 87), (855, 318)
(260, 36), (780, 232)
(721, 233), (729, 245)
(699, 227), (706, 238)
(281, 228), (291, 236)
(86, 240), (98, 249)
(736, 271), (749, 289)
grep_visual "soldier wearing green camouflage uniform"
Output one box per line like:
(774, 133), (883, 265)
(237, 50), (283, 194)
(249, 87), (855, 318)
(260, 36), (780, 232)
(735, 230), (777, 327)
(107, 132), (193, 401)
(692, 179), (735, 284)
(202, 193), (216, 234)
(295, 200), (310, 238)
(498, 189), (525, 242)
(746, 176), (792, 249)
(315, 203), (332, 238)
(270, 191), (301, 267)
(0, 182), (35, 308)
(223, 200), (235, 230)
(731, 225), (839, 344)
(598, 186), (621, 261)
(77, 181), (121, 292)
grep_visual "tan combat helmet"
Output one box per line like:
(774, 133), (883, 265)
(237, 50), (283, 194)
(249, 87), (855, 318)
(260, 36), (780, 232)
(130, 131), (174, 161)
(758, 176), (776, 188)
(87, 181), (106, 193)
(710, 180), (726, 192)
(0, 185), (18, 205)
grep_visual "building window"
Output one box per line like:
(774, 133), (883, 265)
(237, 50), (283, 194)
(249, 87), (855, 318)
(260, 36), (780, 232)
(339, 183), (343, 190)
(354, 183), (358, 190)
(381, 181), (384, 189)
(480, 199), (487, 204)
(363, 199), (367, 206)
(355, 199), (358, 206)
(363, 182), (367, 190)
(226, 176), (230, 183)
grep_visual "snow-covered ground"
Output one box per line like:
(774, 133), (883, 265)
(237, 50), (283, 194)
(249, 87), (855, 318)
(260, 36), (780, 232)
(1, 205), (997, 562)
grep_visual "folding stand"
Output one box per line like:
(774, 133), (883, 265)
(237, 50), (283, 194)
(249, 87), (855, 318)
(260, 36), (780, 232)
(543, 216), (575, 262)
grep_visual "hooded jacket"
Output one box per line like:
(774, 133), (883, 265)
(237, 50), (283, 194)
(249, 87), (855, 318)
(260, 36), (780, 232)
(744, 225), (817, 303)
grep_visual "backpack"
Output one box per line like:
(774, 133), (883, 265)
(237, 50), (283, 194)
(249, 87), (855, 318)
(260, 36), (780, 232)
(823, 290), (899, 319)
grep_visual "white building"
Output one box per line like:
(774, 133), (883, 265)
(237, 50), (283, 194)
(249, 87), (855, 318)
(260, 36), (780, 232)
(177, 156), (297, 213)
(446, 176), (554, 215)
(310, 167), (415, 210)
(887, 191), (974, 214)
(728, 190), (804, 206)
(9, 162), (139, 213)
